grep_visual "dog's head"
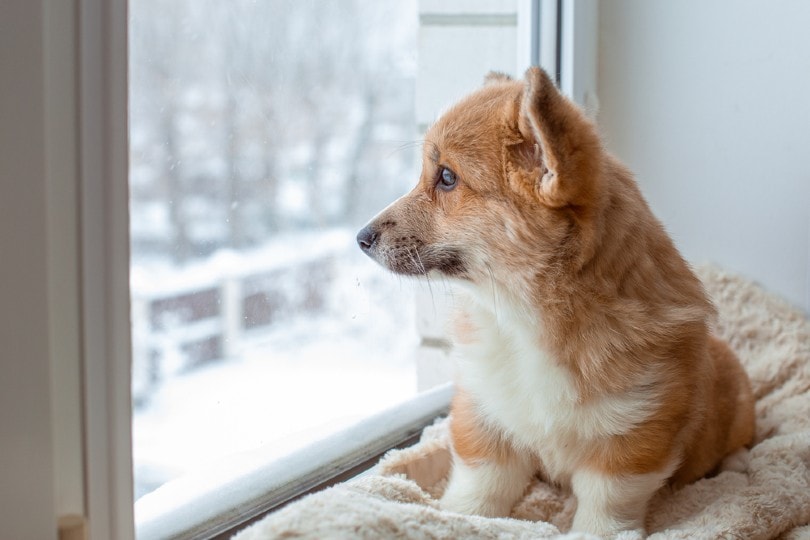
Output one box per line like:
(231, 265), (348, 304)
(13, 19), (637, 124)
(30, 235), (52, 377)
(357, 67), (605, 290)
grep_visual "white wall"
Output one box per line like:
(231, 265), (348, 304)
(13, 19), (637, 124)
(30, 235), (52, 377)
(598, 0), (810, 313)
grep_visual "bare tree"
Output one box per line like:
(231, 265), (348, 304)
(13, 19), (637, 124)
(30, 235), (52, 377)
(130, 0), (417, 260)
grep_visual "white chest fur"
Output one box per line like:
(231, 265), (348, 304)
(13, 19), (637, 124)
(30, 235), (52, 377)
(453, 287), (659, 483)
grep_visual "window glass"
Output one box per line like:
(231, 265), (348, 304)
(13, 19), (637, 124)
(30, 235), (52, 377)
(129, 0), (419, 500)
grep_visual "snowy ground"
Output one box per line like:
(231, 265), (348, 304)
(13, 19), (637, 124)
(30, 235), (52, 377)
(132, 235), (420, 500)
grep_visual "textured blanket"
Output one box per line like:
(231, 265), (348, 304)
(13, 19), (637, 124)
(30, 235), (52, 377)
(234, 267), (810, 539)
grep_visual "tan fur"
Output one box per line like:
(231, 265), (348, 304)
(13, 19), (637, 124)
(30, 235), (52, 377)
(358, 67), (755, 534)
(449, 390), (517, 465)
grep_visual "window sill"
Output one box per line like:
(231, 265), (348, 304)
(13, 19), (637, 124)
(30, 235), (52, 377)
(134, 382), (453, 540)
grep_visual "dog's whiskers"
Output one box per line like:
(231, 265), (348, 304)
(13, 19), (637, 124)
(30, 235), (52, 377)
(410, 245), (426, 271)
(410, 247), (439, 317)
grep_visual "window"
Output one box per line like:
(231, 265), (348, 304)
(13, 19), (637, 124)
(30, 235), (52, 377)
(130, 0), (423, 502)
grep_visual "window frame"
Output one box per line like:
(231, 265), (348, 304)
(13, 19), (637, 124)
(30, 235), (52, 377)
(135, 383), (453, 540)
(70, 0), (597, 538)
(78, 0), (135, 538)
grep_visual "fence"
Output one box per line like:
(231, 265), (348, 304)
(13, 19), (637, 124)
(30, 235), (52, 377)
(131, 232), (348, 406)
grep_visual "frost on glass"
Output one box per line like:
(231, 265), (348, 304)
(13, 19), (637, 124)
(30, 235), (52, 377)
(129, 0), (419, 499)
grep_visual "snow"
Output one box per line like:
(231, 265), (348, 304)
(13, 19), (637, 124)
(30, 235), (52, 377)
(131, 233), (420, 500)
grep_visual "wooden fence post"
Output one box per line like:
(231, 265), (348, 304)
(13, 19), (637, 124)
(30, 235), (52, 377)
(222, 276), (243, 358)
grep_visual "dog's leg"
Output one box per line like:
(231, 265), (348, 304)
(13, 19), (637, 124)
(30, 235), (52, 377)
(441, 454), (533, 517)
(440, 390), (533, 517)
(570, 468), (671, 537)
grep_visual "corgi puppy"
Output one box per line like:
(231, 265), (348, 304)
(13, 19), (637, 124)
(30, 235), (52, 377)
(356, 67), (754, 537)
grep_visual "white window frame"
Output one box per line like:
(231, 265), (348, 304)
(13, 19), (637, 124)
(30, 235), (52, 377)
(78, 0), (135, 538)
(0, 1), (593, 538)
(1, 1), (133, 539)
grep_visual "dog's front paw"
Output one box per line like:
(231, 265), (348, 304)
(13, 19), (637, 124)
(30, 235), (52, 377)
(440, 460), (528, 518)
(440, 483), (513, 518)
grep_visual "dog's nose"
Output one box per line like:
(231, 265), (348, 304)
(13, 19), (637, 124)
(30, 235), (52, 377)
(356, 225), (378, 252)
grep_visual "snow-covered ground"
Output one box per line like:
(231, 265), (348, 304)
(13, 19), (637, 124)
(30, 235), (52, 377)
(132, 233), (420, 500)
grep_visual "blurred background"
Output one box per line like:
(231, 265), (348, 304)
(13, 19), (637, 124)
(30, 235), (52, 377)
(129, 0), (421, 499)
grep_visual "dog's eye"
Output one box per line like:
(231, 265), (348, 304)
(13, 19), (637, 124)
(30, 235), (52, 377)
(437, 167), (457, 191)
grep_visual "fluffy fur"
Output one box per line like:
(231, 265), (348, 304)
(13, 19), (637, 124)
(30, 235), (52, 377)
(357, 67), (754, 537)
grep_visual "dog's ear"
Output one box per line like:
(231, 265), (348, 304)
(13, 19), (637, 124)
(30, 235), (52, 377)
(516, 67), (602, 208)
(483, 71), (513, 85)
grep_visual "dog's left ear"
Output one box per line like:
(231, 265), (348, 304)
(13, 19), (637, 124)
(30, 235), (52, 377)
(517, 67), (602, 208)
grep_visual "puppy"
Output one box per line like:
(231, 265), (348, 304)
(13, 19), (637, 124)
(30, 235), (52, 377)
(356, 67), (754, 537)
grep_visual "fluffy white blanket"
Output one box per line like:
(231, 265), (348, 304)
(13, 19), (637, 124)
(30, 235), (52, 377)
(234, 267), (810, 539)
